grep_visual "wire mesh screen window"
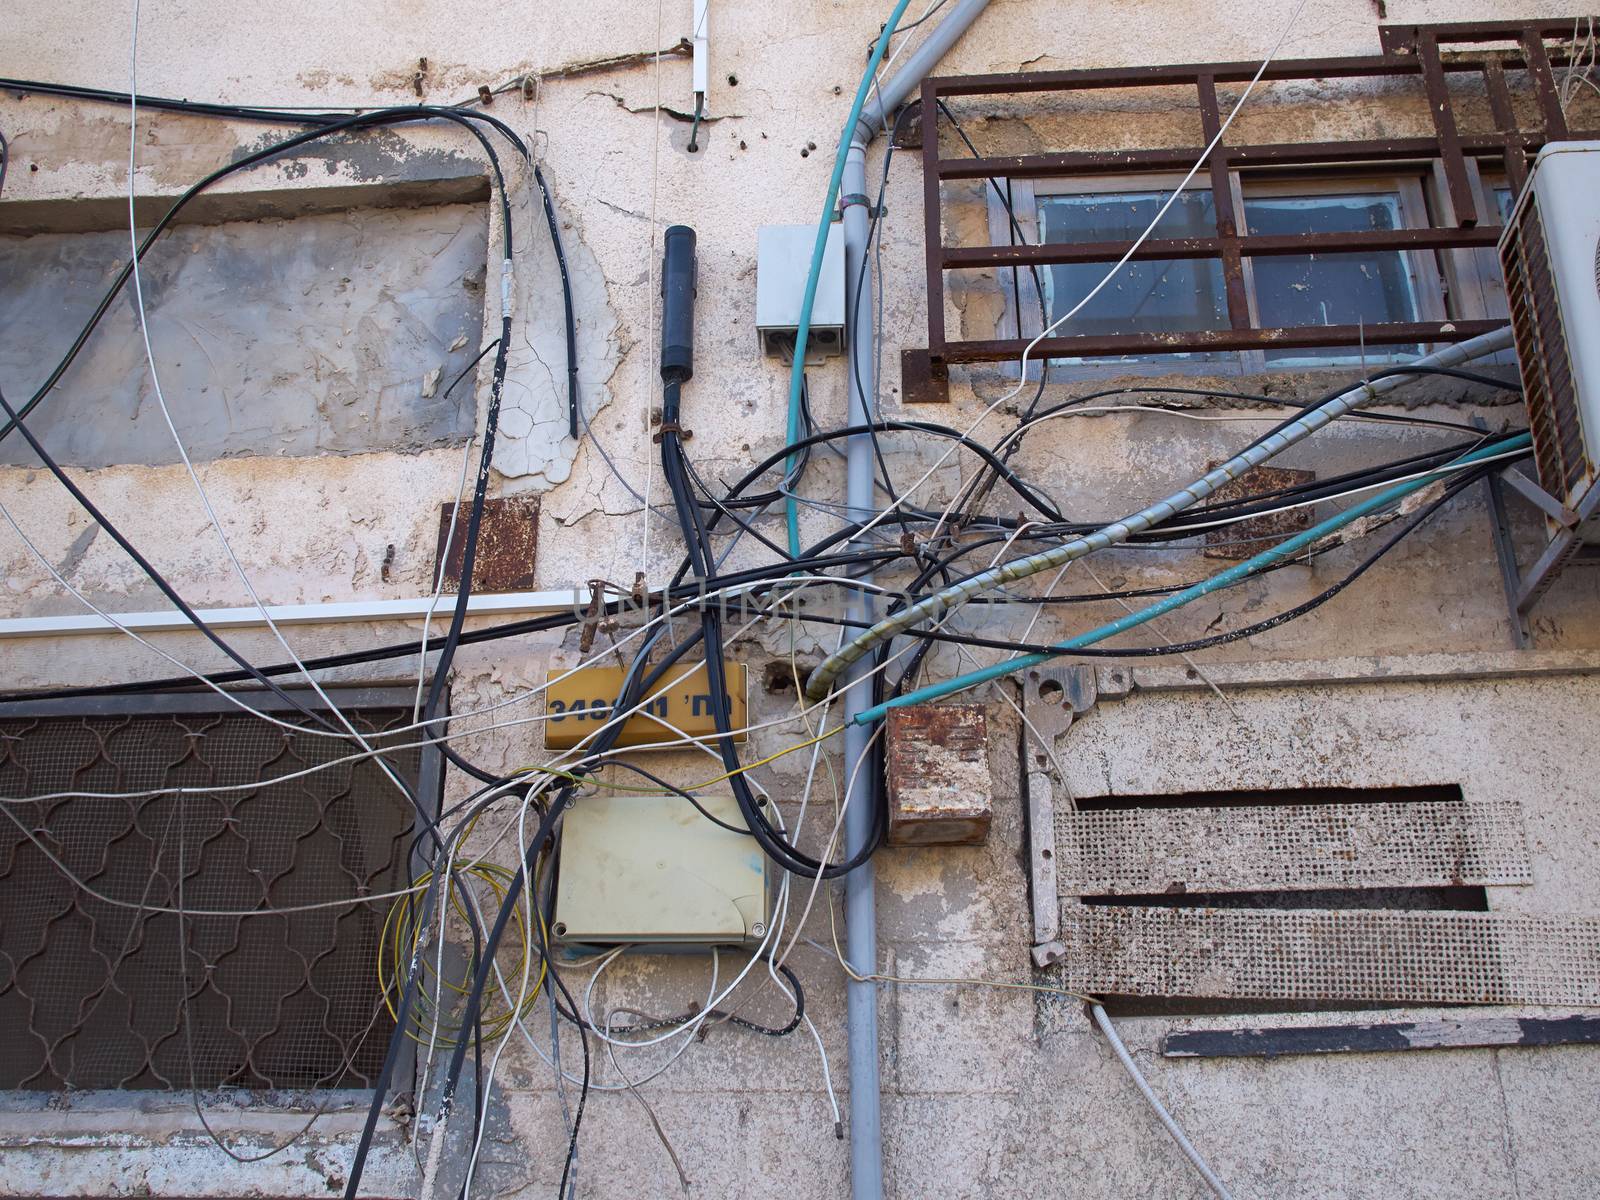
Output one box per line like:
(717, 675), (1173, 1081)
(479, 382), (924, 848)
(0, 694), (426, 1091)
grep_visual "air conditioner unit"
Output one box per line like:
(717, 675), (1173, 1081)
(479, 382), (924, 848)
(1499, 140), (1600, 541)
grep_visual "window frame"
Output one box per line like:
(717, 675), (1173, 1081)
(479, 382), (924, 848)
(984, 164), (1454, 381)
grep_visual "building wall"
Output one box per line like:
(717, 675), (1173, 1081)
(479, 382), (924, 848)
(1, 2), (1598, 1197)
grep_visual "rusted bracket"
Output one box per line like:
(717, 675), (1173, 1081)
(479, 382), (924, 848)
(652, 420), (693, 443)
(900, 347), (949, 404)
(578, 579), (605, 653)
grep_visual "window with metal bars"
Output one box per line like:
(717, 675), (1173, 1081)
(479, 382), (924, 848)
(0, 690), (431, 1092)
(903, 18), (1600, 402)
(984, 164), (1515, 380)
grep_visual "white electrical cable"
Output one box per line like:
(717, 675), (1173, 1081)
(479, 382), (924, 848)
(124, 1), (416, 808)
(1091, 1003), (1236, 1200)
(458, 789), (553, 1197)
(415, 430), (479, 724)
(0, 497), (359, 735)
(476, 648), (843, 1107)
(636, 0), (666, 583)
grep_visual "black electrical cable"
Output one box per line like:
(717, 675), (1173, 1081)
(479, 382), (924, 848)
(653, 219), (873, 877)
(0, 384), (337, 732)
(1366, 363), (1522, 392)
(342, 768), (534, 1200)
(0, 412), (1491, 706)
(594, 759), (756, 835)
(844, 103), (923, 555)
(536, 907), (589, 1199)
(427, 635), (677, 1199)
(680, 451), (796, 561)
(1018, 382), (1500, 435)
(603, 959), (806, 1038)
(0, 75), (365, 125)
(0, 550), (896, 703)
(2, 78), (581, 470)
(1239, 361), (1521, 456)
(425, 617), (713, 1161)
(868, 0), (949, 52)
(531, 163), (582, 441)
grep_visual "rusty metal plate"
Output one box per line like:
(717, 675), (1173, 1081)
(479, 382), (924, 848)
(885, 704), (992, 846)
(1203, 463), (1315, 560)
(435, 496), (540, 593)
(900, 348), (950, 405)
(890, 99), (922, 149)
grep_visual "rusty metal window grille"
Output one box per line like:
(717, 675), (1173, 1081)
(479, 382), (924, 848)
(988, 171), (1449, 378)
(0, 690), (433, 1092)
(907, 18), (1600, 401)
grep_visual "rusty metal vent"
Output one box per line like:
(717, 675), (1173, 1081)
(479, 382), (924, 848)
(1055, 798), (1531, 897)
(1502, 190), (1591, 504)
(1052, 906), (1600, 1006)
(0, 699), (421, 1090)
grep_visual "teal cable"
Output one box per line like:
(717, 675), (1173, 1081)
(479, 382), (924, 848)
(853, 431), (1532, 725)
(783, 0), (915, 557)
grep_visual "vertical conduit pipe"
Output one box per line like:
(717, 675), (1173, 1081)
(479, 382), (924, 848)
(840, 138), (883, 1200)
(836, 6), (992, 1198)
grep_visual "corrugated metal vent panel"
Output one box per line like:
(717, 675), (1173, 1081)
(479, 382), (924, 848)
(1055, 907), (1600, 1006)
(1502, 191), (1591, 505)
(1055, 799), (1531, 896)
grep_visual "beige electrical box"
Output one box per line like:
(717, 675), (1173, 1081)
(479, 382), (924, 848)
(553, 788), (770, 947)
(543, 662), (748, 751)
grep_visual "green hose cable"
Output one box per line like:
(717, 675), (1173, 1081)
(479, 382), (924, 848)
(853, 431), (1532, 724)
(783, 0), (915, 556)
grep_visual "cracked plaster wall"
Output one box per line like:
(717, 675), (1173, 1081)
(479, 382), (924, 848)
(3, 2), (1600, 1198)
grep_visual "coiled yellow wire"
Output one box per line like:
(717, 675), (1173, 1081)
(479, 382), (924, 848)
(378, 859), (548, 1048)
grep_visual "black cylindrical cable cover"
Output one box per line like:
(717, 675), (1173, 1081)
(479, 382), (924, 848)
(661, 224), (697, 383)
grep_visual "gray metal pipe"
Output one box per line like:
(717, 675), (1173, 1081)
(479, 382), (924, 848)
(855, 0), (992, 144)
(840, 139), (883, 1200)
(839, 6), (992, 1199)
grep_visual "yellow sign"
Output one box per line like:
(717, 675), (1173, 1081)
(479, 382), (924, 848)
(543, 661), (748, 751)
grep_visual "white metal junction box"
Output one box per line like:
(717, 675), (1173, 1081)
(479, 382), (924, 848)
(757, 223), (847, 362)
(1500, 140), (1600, 537)
(553, 788), (770, 948)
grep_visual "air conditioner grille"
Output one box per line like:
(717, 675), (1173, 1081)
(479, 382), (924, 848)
(1503, 193), (1590, 502)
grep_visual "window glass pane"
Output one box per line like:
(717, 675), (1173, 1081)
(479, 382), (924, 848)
(1039, 190), (1228, 362)
(1244, 192), (1421, 365)
(1493, 186), (1515, 223)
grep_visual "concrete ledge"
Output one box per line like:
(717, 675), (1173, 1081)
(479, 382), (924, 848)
(1095, 647), (1600, 697)
(0, 171), (491, 235)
